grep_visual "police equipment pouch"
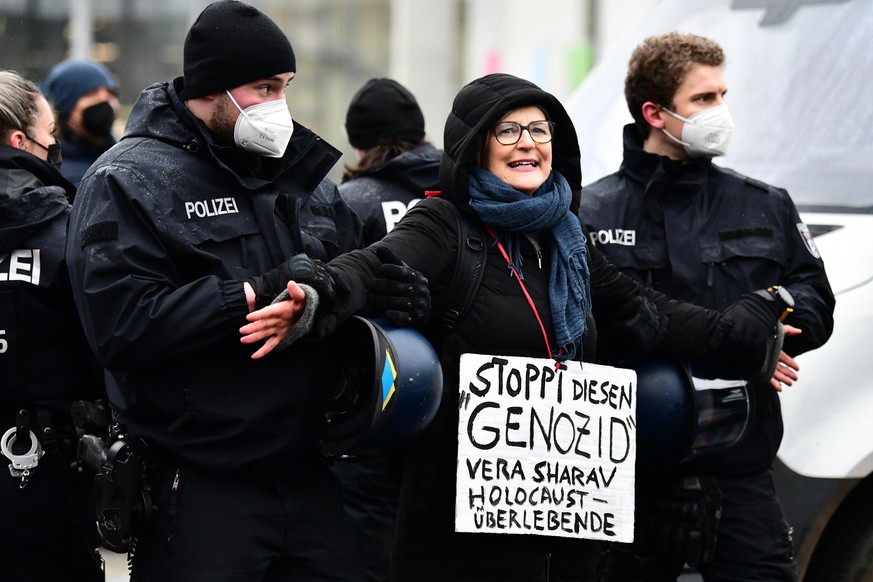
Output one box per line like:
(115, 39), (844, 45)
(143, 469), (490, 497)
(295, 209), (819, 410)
(91, 431), (154, 553)
(71, 398), (110, 437)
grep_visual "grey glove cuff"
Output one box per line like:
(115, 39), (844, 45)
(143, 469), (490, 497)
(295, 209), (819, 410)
(272, 283), (319, 351)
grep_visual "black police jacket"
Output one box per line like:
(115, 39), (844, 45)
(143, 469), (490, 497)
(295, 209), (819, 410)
(339, 143), (441, 245)
(0, 146), (102, 422)
(580, 124), (835, 475)
(66, 79), (362, 482)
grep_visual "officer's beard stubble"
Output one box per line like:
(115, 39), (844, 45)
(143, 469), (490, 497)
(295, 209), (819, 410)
(206, 93), (274, 178)
(208, 93), (237, 146)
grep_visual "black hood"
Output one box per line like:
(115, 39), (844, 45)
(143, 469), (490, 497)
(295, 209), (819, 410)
(439, 73), (582, 211)
(0, 145), (72, 251)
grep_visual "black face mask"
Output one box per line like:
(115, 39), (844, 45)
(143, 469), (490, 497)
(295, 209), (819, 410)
(81, 101), (116, 137)
(28, 136), (63, 168)
(45, 141), (63, 168)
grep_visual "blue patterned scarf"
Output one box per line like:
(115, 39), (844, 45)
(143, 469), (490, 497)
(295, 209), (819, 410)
(468, 168), (591, 361)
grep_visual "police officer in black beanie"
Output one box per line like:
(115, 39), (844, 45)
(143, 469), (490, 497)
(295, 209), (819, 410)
(333, 77), (441, 581)
(345, 78), (426, 151)
(66, 1), (367, 580)
(340, 78), (441, 244)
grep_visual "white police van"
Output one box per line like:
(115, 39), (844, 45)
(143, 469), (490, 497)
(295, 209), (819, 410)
(566, 0), (873, 579)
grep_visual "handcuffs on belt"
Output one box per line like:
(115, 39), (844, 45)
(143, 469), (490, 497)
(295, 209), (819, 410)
(1, 426), (44, 488)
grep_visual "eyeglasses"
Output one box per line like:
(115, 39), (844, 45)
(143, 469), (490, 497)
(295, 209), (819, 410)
(492, 120), (555, 145)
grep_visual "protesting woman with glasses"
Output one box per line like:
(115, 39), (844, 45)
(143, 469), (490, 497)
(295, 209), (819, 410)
(0, 70), (105, 581)
(302, 73), (790, 581)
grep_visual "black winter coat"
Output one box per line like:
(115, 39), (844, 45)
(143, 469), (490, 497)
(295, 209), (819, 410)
(58, 127), (115, 187)
(0, 146), (101, 424)
(339, 143), (441, 245)
(329, 195), (739, 580)
(579, 124), (835, 475)
(66, 79), (362, 482)
(327, 73), (772, 582)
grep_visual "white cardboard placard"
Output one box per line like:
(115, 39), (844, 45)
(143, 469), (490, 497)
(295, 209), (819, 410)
(455, 354), (637, 542)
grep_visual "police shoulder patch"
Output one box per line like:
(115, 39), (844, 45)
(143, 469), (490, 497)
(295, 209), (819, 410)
(81, 221), (119, 248)
(796, 223), (821, 259)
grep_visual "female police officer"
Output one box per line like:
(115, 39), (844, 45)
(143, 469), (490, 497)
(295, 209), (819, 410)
(0, 70), (104, 582)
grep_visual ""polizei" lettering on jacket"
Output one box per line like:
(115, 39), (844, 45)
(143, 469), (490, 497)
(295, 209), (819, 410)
(184, 197), (240, 220)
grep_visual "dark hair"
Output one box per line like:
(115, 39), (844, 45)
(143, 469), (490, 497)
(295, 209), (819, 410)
(341, 139), (428, 182)
(624, 32), (725, 137)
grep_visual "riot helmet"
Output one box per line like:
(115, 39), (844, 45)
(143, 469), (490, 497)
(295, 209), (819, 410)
(321, 316), (443, 456)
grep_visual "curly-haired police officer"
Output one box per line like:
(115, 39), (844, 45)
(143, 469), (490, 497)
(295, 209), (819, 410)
(581, 32), (835, 581)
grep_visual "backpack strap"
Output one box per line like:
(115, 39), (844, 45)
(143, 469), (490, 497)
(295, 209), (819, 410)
(426, 195), (487, 332)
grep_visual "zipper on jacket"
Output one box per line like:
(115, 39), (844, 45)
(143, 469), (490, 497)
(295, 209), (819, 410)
(545, 552), (551, 581)
(524, 233), (544, 269)
(705, 262), (715, 287)
(171, 468), (181, 492)
(166, 467), (182, 549)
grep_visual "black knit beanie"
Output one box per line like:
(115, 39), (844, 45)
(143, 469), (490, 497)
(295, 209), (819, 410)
(180, 1), (296, 100)
(345, 78), (425, 150)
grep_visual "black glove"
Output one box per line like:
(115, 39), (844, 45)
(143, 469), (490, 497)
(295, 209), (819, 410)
(716, 291), (784, 381)
(607, 295), (668, 352)
(248, 254), (336, 310)
(369, 246), (430, 326)
(650, 474), (722, 571)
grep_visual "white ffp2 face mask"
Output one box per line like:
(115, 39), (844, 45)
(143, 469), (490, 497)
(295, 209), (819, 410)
(661, 103), (734, 158)
(226, 91), (294, 158)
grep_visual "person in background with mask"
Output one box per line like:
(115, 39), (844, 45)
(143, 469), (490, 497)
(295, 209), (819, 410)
(42, 59), (119, 186)
(339, 78), (441, 245)
(580, 32), (834, 581)
(65, 2), (367, 579)
(0, 69), (105, 582)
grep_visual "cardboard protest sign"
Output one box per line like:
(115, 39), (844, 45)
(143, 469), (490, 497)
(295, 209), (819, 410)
(455, 354), (637, 542)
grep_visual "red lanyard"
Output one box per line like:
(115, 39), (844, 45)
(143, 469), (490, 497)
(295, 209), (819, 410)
(485, 225), (561, 366)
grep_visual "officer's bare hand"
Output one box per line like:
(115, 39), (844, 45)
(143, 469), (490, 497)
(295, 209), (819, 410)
(770, 325), (801, 391)
(240, 281), (306, 359)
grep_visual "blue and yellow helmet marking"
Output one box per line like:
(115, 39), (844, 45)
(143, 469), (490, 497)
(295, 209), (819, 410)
(381, 348), (397, 411)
